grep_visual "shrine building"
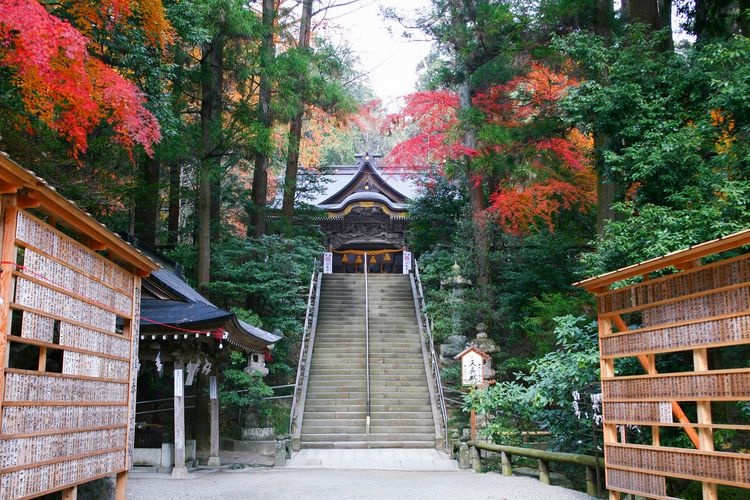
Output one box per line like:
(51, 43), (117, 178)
(307, 153), (418, 273)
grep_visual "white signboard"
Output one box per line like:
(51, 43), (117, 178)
(323, 252), (333, 274)
(210, 376), (218, 400)
(174, 368), (184, 398)
(403, 251), (412, 274)
(461, 351), (484, 386)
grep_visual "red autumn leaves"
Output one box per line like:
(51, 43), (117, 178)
(385, 64), (596, 235)
(0, 0), (161, 157)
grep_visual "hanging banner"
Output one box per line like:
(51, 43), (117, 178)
(323, 252), (333, 274)
(403, 251), (412, 274)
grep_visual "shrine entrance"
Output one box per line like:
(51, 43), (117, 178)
(331, 248), (404, 273)
(312, 154), (414, 269)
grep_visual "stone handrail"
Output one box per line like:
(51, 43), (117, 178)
(290, 268), (322, 445)
(412, 258), (449, 448)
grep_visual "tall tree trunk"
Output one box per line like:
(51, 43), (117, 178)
(281, 0), (313, 221)
(627, 0), (660, 30)
(167, 162), (181, 247)
(593, 0), (618, 235)
(198, 37), (224, 290)
(251, 0), (276, 237)
(449, 0), (490, 293)
(134, 156), (160, 246)
(657, 0), (674, 49)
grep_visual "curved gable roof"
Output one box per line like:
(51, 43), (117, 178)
(319, 155), (410, 207)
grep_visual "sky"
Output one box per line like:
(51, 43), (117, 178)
(319, 0), (434, 109)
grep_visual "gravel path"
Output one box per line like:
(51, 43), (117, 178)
(127, 468), (591, 499)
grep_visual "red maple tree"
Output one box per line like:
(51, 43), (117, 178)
(384, 64), (595, 235)
(0, 0), (161, 158)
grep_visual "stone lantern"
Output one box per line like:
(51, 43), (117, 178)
(472, 323), (498, 381)
(441, 262), (471, 337)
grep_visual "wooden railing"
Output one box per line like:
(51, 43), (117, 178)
(468, 441), (604, 497)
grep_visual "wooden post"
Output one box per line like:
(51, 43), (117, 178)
(538, 459), (550, 485)
(470, 409), (476, 440)
(0, 194), (18, 434)
(207, 374), (221, 467)
(471, 444), (482, 472)
(501, 451), (513, 476)
(61, 485), (77, 500)
(172, 357), (188, 477)
(115, 471), (128, 500)
(599, 318), (620, 500)
(694, 348), (718, 500)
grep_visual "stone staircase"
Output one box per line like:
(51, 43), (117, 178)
(300, 273), (437, 449)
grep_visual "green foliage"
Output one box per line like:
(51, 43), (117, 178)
(219, 351), (274, 424)
(466, 316), (601, 452)
(408, 175), (468, 254)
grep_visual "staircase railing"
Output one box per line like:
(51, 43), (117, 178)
(289, 265), (322, 438)
(364, 252), (371, 434)
(413, 259), (449, 448)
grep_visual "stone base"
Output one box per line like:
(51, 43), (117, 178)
(207, 456), (221, 467)
(171, 466), (189, 478)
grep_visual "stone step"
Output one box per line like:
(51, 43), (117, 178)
(301, 433), (435, 443)
(370, 411), (434, 419)
(299, 441), (436, 449)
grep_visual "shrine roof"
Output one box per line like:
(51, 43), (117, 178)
(306, 155), (419, 207)
(453, 346), (492, 360)
(130, 237), (281, 350)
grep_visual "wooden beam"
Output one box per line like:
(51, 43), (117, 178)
(575, 228), (750, 291)
(88, 240), (107, 251)
(0, 182), (16, 194)
(0, 194), (19, 435)
(611, 315), (701, 449)
(694, 348), (718, 500)
(17, 193), (40, 209)
(115, 471), (128, 500)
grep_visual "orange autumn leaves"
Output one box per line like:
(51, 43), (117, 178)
(0, 0), (164, 157)
(386, 64), (595, 235)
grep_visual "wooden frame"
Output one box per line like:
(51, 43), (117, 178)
(0, 154), (155, 499)
(576, 230), (750, 500)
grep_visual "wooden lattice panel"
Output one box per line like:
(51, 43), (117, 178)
(597, 253), (750, 315)
(578, 236), (750, 499)
(603, 369), (750, 401)
(606, 444), (750, 488)
(0, 209), (140, 499)
(605, 468), (667, 498)
(601, 314), (750, 357)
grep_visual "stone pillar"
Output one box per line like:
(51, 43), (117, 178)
(207, 375), (221, 467)
(172, 358), (188, 477)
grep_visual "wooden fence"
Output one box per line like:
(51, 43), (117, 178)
(468, 441), (604, 497)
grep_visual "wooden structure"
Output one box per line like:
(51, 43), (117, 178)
(468, 440), (604, 497)
(576, 229), (750, 499)
(0, 153), (157, 499)
(134, 242), (279, 474)
(314, 153), (413, 272)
